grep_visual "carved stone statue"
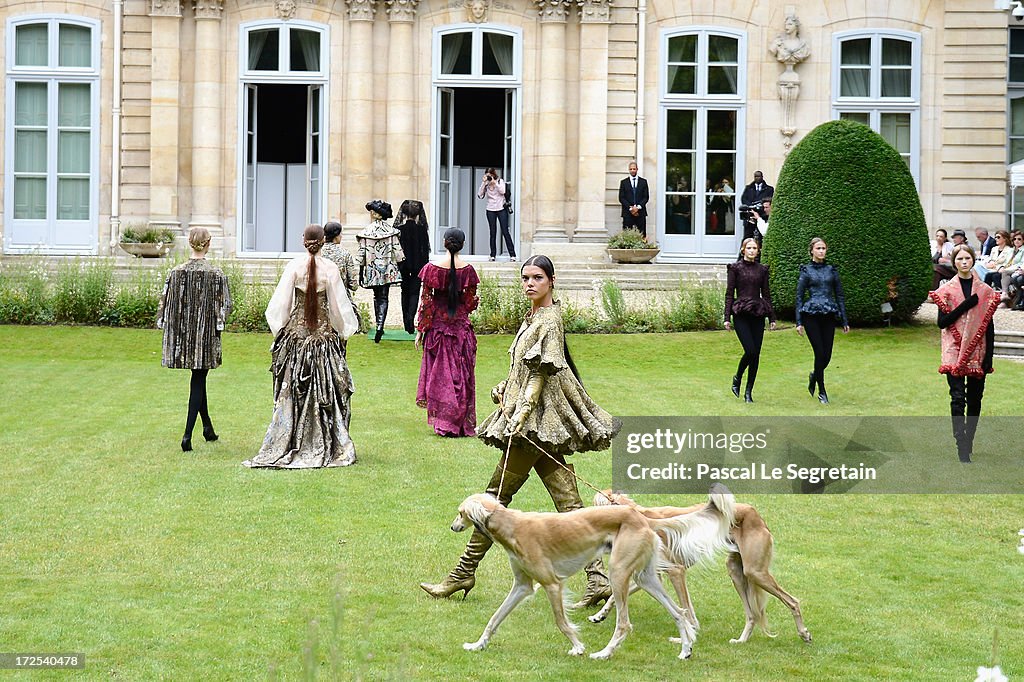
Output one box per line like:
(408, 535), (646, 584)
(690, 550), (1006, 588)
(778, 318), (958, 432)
(769, 14), (810, 152)
(275, 0), (297, 20)
(466, 0), (489, 23)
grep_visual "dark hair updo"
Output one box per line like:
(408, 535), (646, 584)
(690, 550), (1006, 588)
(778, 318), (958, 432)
(323, 221), (343, 241)
(365, 199), (393, 221)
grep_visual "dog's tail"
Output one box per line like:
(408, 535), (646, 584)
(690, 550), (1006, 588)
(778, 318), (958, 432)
(649, 484), (736, 569)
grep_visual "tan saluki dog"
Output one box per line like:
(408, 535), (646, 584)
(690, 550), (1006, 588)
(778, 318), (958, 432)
(451, 488), (735, 660)
(590, 491), (812, 645)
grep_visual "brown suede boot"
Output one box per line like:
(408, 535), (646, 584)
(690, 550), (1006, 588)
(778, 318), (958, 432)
(420, 466), (530, 598)
(538, 465), (612, 609)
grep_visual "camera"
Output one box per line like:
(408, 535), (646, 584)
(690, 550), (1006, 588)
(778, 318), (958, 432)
(484, 174), (493, 182)
(739, 202), (763, 222)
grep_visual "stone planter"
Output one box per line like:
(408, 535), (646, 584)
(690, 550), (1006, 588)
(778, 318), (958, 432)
(607, 248), (660, 264)
(120, 242), (173, 258)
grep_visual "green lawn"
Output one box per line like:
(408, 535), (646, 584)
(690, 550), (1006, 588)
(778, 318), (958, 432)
(1, 323), (1021, 681)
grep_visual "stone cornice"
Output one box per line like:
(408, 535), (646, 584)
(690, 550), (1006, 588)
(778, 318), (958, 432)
(535, 0), (570, 22)
(150, 0), (182, 17)
(386, 0), (419, 22)
(576, 0), (610, 23)
(347, 0), (378, 21)
(193, 0), (224, 19)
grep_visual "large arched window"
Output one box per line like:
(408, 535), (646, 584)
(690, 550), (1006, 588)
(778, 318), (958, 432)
(659, 27), (746, 261)
(832, 30), (921, 184)
(4, 15), (99, 253)
(433, 26), (520, 81)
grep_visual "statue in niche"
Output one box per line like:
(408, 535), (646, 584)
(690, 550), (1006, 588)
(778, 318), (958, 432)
(466, 0), (489, 23)
(769, 14), (810, 152)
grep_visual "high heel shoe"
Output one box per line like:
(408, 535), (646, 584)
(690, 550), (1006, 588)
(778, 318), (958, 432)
(818, 391), (829, 405)
(181, 436), (193, 452)
(374, 328), (384, 344)
(419, 576), (475, 599)
(808, 372), (816, 396)
(744, 389), (754, 404)
(731, 375), (741, 398)
(203, 426), (219, 442)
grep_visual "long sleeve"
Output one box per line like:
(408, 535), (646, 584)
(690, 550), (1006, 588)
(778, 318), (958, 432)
(218, 272), (233, 331)
(326, 264), (359, 340)
(340, 251), (359, 294)
(478, 179), (488, 199)
(937, 297), (976, 329)
(265, 262), (297, 337)
(723, 264), (736, 323)
(762, 267), (777, 323)
(832, 266), (848, 327)
(416, 283), (435, 333)
(795, 266), (807, 326)
(156, 275), (170, 330)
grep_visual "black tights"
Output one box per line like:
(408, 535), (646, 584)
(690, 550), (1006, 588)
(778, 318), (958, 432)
(803, 314), (835, 393)
(372, 284), (390, 331)
(185, 369), (212, 437)
(947, 374), (985, 419)
(733, 313), (765, 391)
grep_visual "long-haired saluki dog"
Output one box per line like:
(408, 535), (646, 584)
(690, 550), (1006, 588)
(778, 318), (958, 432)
(451, 488), (735, 660)
(590, 491), (812, 645)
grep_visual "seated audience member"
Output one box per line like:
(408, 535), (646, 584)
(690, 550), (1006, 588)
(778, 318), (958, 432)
(974, 230), (1014, 288)
(975, 227), (996, 257)
(932, 228), (955, 290)
(1001, 231), (1024, 307)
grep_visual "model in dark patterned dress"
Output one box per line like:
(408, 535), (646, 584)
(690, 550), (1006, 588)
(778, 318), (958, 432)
(157, 227), (232, 452)
(724, 238), (777, 403)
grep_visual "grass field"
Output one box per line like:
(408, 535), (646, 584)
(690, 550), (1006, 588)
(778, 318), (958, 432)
(1, 323), (1022, 681)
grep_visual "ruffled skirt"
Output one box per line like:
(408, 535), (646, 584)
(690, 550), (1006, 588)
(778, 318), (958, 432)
(416, 320), (477, 436)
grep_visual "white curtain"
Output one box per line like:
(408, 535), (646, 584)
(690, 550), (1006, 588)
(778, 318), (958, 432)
(15, 24), (48, 67)
(487, 33), (513, 76)
(881, 69), (911, 98)
(840, 69), (870, 97)
(248, 29), (271, 70)
(294, 29), (320, 72)
(441, 33), (465, 74)
(58, 24), (91, 68)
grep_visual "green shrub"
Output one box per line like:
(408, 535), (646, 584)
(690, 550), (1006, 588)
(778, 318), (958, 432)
(53, 260), (113, 324)
(471, 274), (530, 334)
(0, 259), (54, 325)
(762, 119), (931, 325)
(104, 269), (164, 327)
(599, 279), (628, 327)
(121, 226), (176, 244)
(607, 228), (654, 249)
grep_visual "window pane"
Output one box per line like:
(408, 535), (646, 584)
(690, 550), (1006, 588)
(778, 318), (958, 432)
(665, 154), (694, 235)
(840, 68), (870, 97)
(667, 66), (696, 94)
(15, 178), (48, 219)
(841, 38), (871, 66)
(839, 111), (870, 125)
(1012, 28), (1024, 55)
(665, 109), (695, 150)
(1012, 57), (1024, 83)
(707, 110), (736, 150)
(58, 83), (90, 126)
(290, 29), (320, 72)
(248, 29), (279, 70)
(708, 66), (738, 95)
(881, 68), (911, 98)
(1012, 96), (1024, 136)
(439, 138), (449, 180)
(57, 178), (90, 220)
(880, 113), (911, 155)
(15, 24), (49, 67)
(707, 154), (736, 197)
(881, 38), (911, 66)
(58, 24), (92, 67)
(1011, 138), (1024, 165)
(16, 83), (48, 126)
(483, 33), (514, 76)
(59, 132), (90, 173)
(668, 35), (696, 62)
(708, 35), (738, 63)
(441, 33), (471, 75)
(439, 183), (449, 224)
(15, 131), (47, 172)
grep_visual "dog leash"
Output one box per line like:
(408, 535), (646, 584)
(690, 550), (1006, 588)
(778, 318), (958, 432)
(508, 432), (615, 505)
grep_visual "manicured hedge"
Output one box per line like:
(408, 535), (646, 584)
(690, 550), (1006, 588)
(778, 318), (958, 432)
(762, 120), (932, 325)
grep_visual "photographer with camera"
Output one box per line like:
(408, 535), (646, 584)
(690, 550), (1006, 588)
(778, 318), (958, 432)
(478, 167), (517, 262)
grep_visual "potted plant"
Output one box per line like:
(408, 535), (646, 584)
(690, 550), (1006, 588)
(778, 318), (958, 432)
(607, 228), (660, 264)
(119, 226), (176, 258)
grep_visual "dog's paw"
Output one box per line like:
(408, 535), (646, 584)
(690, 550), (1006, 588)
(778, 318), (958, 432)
(800, 630), (813, 644)
(677, 647), (692, 660)
(728, 637), (748, 644)
(587, 613), (607, 624)
(463, 640), (488, 652)
(568, 644), (585, 656)
(589, 648), (613, 660)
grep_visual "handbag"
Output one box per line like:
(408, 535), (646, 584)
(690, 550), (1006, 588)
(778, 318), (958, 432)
(503, 183), (514, 215)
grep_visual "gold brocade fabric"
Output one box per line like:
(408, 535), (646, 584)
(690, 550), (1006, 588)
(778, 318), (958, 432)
(478, 302), (621, 456)
(245, 289), (356, 469)
(157, 259), (232, 370)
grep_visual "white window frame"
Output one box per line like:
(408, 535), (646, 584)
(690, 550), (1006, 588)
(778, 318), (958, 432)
(658, 27), (747, 263)
(236, 20), (331, 256)
(4, 14), (100, 255)
(831, 30), (921, 186)
(240, 20), (327, 80)
(432, 25), (522, 84)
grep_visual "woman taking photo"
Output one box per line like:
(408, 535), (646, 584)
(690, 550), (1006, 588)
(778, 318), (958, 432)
(157, 227), (232, 452)
(477, 167), (516, 262)
(929, 244), (997, 463)
(796, 238), (849, 405)
(245, 224), (360, 469)
(415, 228), (480, 437)
(724, 238), (777, 403)
(420, 255), (620, 606)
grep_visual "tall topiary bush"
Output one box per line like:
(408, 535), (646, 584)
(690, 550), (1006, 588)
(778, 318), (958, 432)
(762, 120), (932, 325)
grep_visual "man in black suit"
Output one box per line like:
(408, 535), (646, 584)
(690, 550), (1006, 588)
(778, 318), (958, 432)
(975, 228), (996, 257)
(740, 170), (774, 208)
(618, 161), (650, 238)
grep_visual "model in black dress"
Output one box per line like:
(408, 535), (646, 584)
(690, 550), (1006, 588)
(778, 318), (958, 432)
(724, 238), (777, 402)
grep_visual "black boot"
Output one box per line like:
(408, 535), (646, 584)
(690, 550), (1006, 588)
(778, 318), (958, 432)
(731, 375), (741, 398)
(808, 371), (816, 396)
(962, 416), (980, 463)
(181, 436), (192, 452)
(744, 389), (754, 403)
(373, 296), (387, 343)
(951, 416), (970, 463)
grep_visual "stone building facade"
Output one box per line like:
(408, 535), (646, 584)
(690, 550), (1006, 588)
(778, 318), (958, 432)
(0, 0), (1014, 262)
